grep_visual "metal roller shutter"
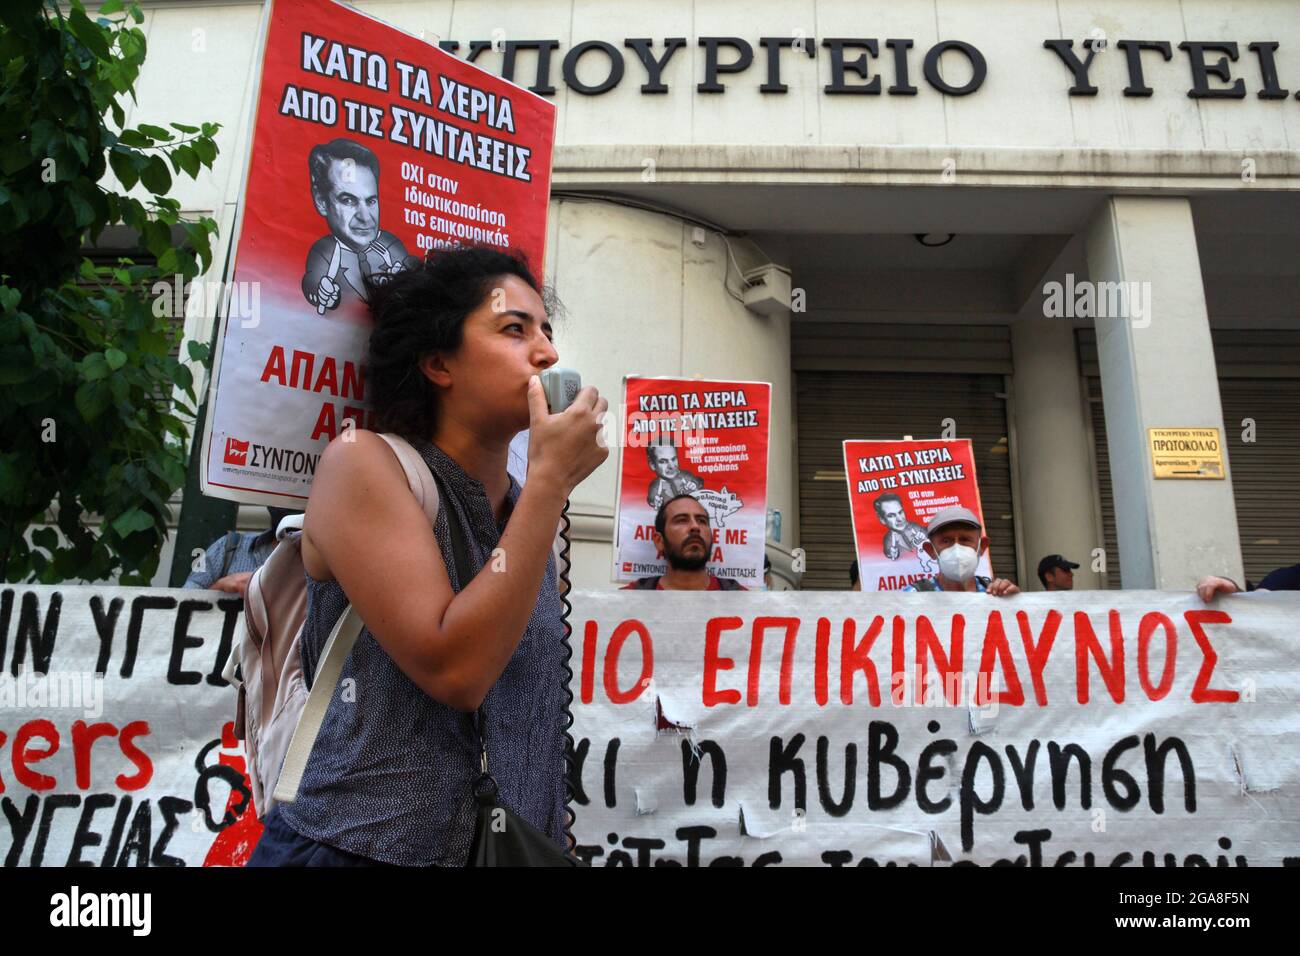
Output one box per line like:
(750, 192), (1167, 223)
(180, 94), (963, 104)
(1079, 329), (1300, 586)
(1081, 375), (1121, 588)
(1212, 378), (1300, 583)
(796, 370), (1020, 590)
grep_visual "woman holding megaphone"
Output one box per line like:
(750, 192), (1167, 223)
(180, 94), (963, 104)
(249, 247), (607, 866)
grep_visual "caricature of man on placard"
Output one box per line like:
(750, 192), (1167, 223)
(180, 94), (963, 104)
(875, 491), (931, 562)
(646, 441), (704, 511)
(302, 138), (415, 315)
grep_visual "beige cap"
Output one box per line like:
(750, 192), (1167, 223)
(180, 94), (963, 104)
(926, 505), (982, 536)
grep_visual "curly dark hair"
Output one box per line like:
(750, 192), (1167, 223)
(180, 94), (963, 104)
(363, 246), (552, 440)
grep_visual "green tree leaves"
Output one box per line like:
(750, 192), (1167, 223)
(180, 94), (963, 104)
(0, 0), (222, 584)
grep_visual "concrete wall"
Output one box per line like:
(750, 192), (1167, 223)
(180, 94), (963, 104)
(356, 0), (1300, 153)
(129, 0), (1300, 215)
(1011, 318), (1102, 590)
(1084, 196), (1245, 588)
(103, 0), (1298, 587)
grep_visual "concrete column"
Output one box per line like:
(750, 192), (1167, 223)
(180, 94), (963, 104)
(1083, 196), (1243, 589)
(1010, 319), (1100, 590)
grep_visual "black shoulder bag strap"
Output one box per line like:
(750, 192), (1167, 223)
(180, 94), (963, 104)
(426, 473), (486, 754)
(430, 470), (577, 866)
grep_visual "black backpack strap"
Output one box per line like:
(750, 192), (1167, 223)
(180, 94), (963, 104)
(218, 531), (240, 578)
(630, 576), (661, 590)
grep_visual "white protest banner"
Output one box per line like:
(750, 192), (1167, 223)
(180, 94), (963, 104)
(568, 590), (1300, 866)
(0, 586), (259, 867)
(11, 585), (1298, 867)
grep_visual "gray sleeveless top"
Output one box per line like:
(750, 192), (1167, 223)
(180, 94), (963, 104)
(279, 439), (570, 866)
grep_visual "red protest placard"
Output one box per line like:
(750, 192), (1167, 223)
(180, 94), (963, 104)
(200, 0), (555, 504)
(614, 377), (771, 587)
(842, 439), (994, 591)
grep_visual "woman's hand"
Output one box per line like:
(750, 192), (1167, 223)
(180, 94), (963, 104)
(525, 375), (609, 496)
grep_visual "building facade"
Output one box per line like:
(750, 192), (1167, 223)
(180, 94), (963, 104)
(131, 0), (1298, 590)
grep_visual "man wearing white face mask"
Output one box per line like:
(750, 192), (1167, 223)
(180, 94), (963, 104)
(901, 505), (1020, 596)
